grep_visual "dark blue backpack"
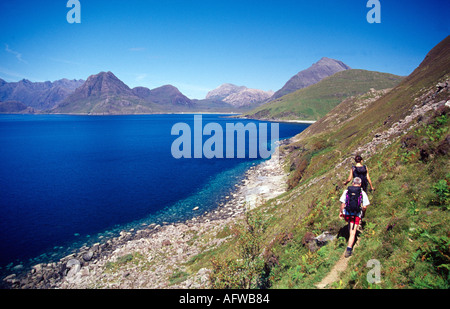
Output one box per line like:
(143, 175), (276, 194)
(345, 186), (363, 215)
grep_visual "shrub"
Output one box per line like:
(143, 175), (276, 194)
(209, 211), (272, 289)
(431, 179), (450, 209)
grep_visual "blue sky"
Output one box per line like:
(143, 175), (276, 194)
(0, 0), (448, 99)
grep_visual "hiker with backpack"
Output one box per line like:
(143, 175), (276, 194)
(343, 155), (375, 193)
(339, 177), (370, 257)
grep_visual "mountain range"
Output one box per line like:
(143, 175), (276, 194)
(0, 78), (84, 111)
(0, 56), (401, 117)
(52, 71), (197, 114)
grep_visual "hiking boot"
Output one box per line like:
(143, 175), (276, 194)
(344, 247), (353, 258)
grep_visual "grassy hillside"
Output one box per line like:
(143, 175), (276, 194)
(185, 36), (450, 289)
(244, 69), (403, 121)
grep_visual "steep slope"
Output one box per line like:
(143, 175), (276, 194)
(245, 69), (403, 121)
(133, 85), (193, 108)
(0, 78), (84, 111)
(188, 36), (450, 289)
(53, 71), (153, 114)
(270, 57), (351, 101)
(0, 100), (35, 113)
(265, 35), (450, 289)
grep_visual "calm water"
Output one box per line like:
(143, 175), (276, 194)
(0, 114), (308, 271)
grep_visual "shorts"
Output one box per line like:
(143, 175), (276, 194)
(344, 215), (361, 225)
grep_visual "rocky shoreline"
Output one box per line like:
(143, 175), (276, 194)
(2, 141), (290, 289)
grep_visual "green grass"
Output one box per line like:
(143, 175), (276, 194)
(105, 252), (145, 272)
(245, 69), (403, 121)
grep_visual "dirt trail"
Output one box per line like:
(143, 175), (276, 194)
(315, 241), (359, 289)
(315, 252), (350, 289)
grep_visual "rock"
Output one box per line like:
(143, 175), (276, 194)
(66, 258), (81, 278)
(82, 250), (94, 262)
(32, 263), (43, 273)
(315, 232), (336, 246)
(66, 260), (81, 278)
(3, 274), (16, 282)
(80, 267), (90, 277)
(197, 268), (211, 285)
(12, 264), (24, 271)
(91, 243), (100, 252)
(302, 231), (336, 252)
(66, 258), (80, 269)
(436, 82), (446, 91)
(302, 232), (316, 246)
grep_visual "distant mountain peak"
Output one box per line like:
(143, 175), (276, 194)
(138, 84), (193, 107)
(205, 83), (247, 101)
(270, 57), (351, 101)
(315, 57), (351, 69)
(206, 83), (273, 107)
(77, 71), (134, 98)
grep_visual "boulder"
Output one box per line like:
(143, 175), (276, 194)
(66, 259), (81, 277)
(315, 231), (336, 246)
(302, 231), (336, 252)
(82, 250), (94, 262)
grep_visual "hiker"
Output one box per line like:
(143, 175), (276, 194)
(339, 177), (370, 257)
(343, 155), (375, 193)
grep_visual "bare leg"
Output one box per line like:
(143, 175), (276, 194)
(347, 221), (358, 248)
(345, 220), (358, 257)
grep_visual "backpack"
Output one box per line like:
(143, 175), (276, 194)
(352, 165), (368, 190)
(345, 186), (363, 215)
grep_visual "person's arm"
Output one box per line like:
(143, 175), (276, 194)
(362, 191), (370, 217)
(340, 202), (345, 218)
(343, 168), (353, 185)
(366, 168), (375, 191)
(339, 191), (347, 219)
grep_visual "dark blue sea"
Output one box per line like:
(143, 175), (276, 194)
(0, 114), (308, 274)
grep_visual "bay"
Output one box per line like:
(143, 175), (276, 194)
(0, 114), (309, 271)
